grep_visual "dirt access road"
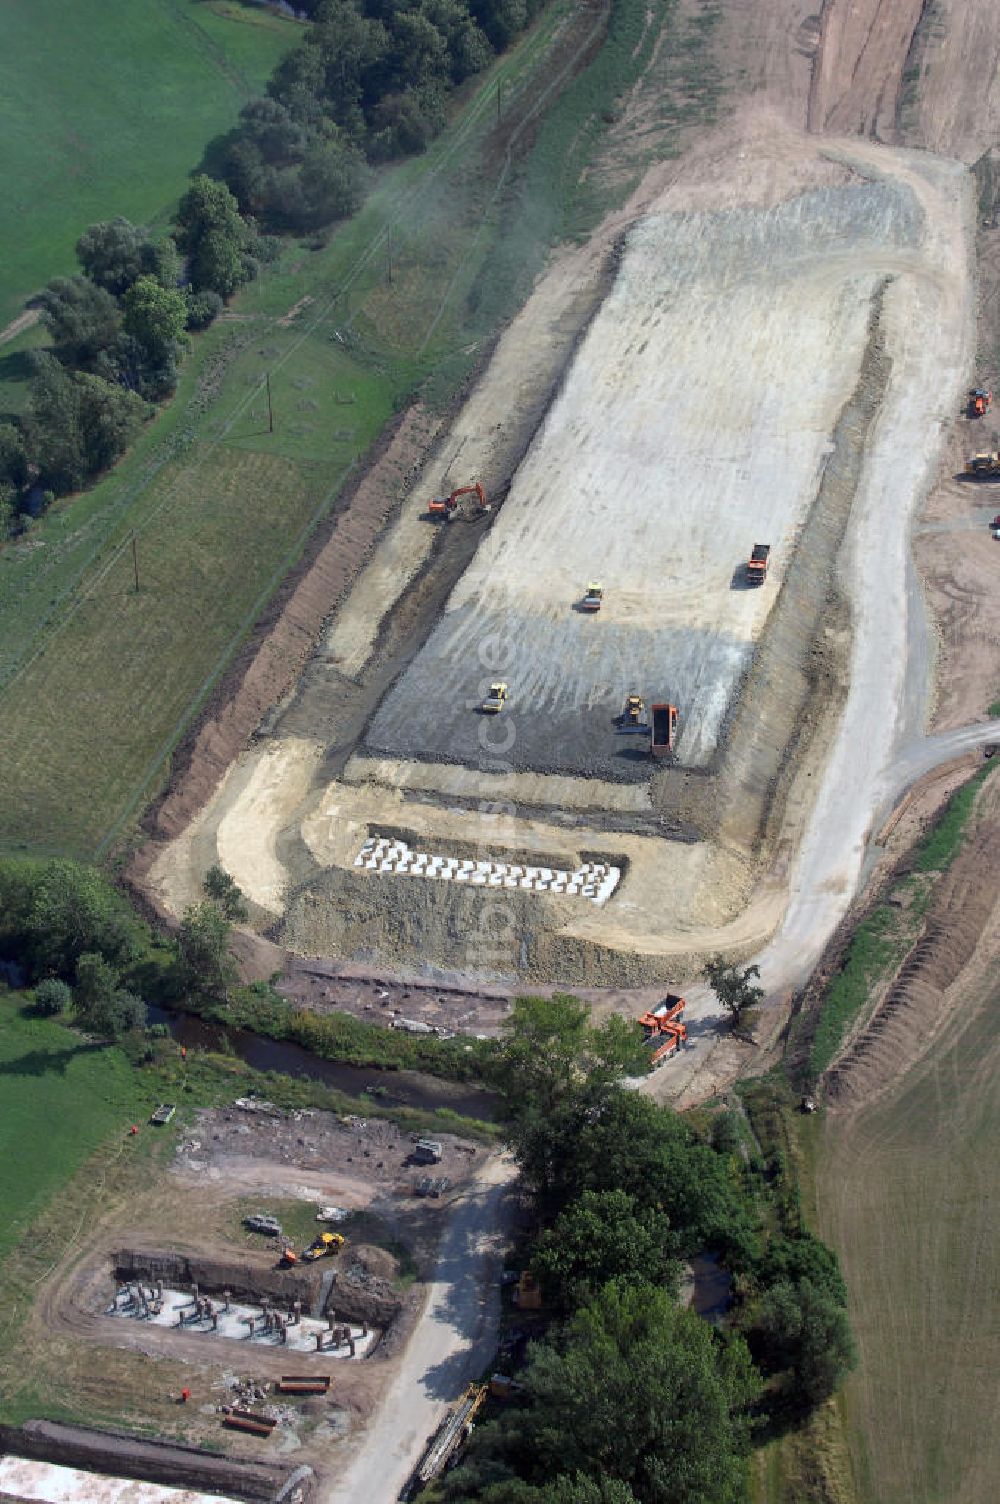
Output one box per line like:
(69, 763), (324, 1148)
(319, 1154), (516, 1504)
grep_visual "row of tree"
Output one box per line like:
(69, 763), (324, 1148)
(221, 0), (545, 230)
(0, 177), (262, 538)
(0, 856), (244, 1042)
(429, 996), (856, 1502)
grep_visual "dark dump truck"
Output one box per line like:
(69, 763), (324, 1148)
(746, 543), (771, 585)
(650, 703), (678, 757)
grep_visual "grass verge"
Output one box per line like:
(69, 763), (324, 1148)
(185, 982), (493, 1081)
(804, 761), (995, 1079)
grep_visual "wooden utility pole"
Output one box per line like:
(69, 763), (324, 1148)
(265, 372), (274, 433)
(131, 532), (140, 593)
(497, 79), (503, 123)
(387, 225), (393, 286)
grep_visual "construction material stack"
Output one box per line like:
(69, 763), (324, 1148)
(404, 1384), (487, 1498)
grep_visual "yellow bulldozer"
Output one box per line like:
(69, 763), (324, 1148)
(301, 1232), (345, 1262)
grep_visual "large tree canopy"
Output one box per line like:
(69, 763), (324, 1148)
(448, 1280), (760, 1504)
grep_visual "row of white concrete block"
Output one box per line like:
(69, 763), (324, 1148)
(354, 837), (620, 905)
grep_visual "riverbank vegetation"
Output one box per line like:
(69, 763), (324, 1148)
(433, 1000), (856, 1503)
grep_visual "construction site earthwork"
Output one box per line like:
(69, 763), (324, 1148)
(6, 3), (1000, 1504)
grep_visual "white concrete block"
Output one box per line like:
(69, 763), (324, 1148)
(471, 873), (487, 885)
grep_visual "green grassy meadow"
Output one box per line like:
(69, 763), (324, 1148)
(0, 0), (300, 333)
(0, 993), (150, 1265)
(815, 966), (1000, 1503)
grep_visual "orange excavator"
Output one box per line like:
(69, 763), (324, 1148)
(968, 387), (993, 419)
(427, 481), (490, 521)
(638, 995), (687, 1066)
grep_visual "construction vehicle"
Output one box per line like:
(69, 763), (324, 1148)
(617, 692), (648, 734)
(277, 1246), (298, 1269)
(301, 1232), (345, 1262)
(427, 481), (490, 521)
(149, 1103), (175, 1126)
(650, 702), (678, 756)
(638, 995), (687, 1066)
(244, 1214), (283, 1236)
(968, 386), (993, 418)
(403, 1384), (487, 1499)
(580, 581), (603, 612)
(412, 1138), (443, 1164)
(965, 451), (1000, 477)
(746, 542), (771, 584)
(481, 681), (507, 713)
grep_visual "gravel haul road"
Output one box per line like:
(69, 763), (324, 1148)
(320, 1156), (515, 1504)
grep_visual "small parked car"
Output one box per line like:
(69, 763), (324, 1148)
(244, 1214), (283, 1236)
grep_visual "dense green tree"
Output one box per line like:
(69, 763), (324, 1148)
(74, 951), (120, 1016)
(299, 138), (367, 225)
(33, 977), (73, 1016)
(477, 1476), (640, 1503)
(489, 994), (643, 1123)
(175, 175), (256, 296)
(144, 237), (182, 290)
(21, 354), (86, 491)
(0, 422), (29, 490)
(123, 277), (187, 363)
(23, 859), (141, 980)
(74, 372), (147, 470)
(175, 901), (238, 999)
(702, 956), (765, 1026)
(509, 1280), (759, 1502)
(75, 217), (148, 295)
(22, 356), (144, 494)
(761, 1232), (847, 1305)
(203, 864), (249, 923)
(755, 1277), (856, 1405)
(185, 289), (224, 331)
(38, 276), (121, 369)
(0, 483), (16, 542)
(518, 1087), (758, 1260)
(531, 1189), (681, 1312)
